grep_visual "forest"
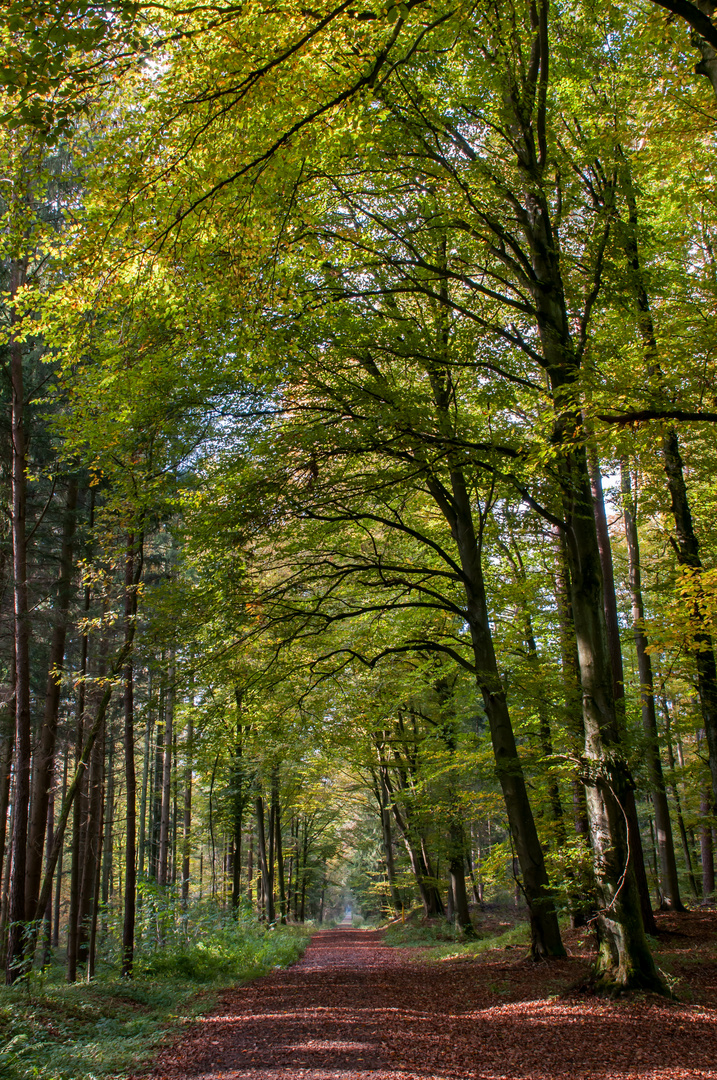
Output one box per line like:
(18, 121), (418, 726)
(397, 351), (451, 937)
(1, 1), (717, 1073)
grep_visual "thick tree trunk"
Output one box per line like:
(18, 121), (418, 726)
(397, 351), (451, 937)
(621, 463), (684, 910)
(26, 479), (78, 920)
(588, 451), (657, 934)
(555, 431), (661, 989)
(447, 819), (473, 934)
(6, 262), (33, 984)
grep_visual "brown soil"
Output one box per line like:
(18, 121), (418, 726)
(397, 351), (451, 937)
(137, 911), (717, 1080)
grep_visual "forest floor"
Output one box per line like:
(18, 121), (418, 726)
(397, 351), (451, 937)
(136, 910), (717, 1080)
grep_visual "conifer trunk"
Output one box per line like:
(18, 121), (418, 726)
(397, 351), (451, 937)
(182, 712), (193, 906)
(26, 479), (78, 920)
(122, 536), (139, 977)
(6, 261), (32, 984)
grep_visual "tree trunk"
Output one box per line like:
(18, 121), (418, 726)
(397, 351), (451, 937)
(158, 654), (174, 888)
(182, 711), (193, 906)
(701, 786), (715, 899)
(102, 735), (114, 912)
(26, 479), (78, 920)
(442, 468), (562, 956)
(447, 818), (473, 934)
(138, 673), (152, 880)
(377, 767), (402, 914)
(0, 684), (15, 927)
(231, 691), (244, 909)
(255, 794), (274, 922)
(87, 790), (104, 980)
(122, 535), (140, 977)
(588, 450), (657, 934)
(6, 259), (33, 984)
(77, 677), (106, 967)
(53, 748), (68, 948)
(273, 771), (286, 924)
(662, 429), (717, 807)
(621, 462), (684, 910)
(621, 160), (717, 811)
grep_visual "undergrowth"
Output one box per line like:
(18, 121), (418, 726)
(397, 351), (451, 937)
(383, 908), (531, 961)
(0, 908), (308, 1080)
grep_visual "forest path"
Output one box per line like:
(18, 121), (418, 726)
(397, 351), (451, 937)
(140, 925), (717, 1080)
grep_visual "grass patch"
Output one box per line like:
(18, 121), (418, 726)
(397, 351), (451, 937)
(0, 921), (308, 1080)
(383, 909), (531, 962)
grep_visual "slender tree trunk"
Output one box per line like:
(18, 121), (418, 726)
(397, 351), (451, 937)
(0, 685), (15, 924)
(122, 535), (141, 977)
(255, 793), (274, 923)
(273, 771), (286, 924)
(42, 779), (55, 966)
(87, 790), (104, 981)
(442, 469), (562, 955)
(78, 695), (105, 966)
(377, 767), (402, 914)
(6, 260), (33, 984)
(621, 462), (684, 910)
(621, 162), (717, 810)
(521, 605), (565, 841)
(138, 675), (152, 880)
(53, 748), (68, 948)
(231, 692), (244, 909)
(300, 819), (308, 923)
(67, 491), (93, 983)
(26, 479), (78, 920)
(385, 778), (443, 917)
(662, 430), (717, 807)
(158, 653), (174, 888)
(151, 675), (165, 880)
(77, 628), (108, 967)
(102, 728), (115, 917)
(701, 786), (715, 899)
(553, 529), (590, 840)
(660, 693), (700, 897)
(182, 712), (193, 907)
(31, 549), (143, 967)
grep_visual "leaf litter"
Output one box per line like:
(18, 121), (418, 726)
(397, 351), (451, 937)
(135, 912), (717, 1080)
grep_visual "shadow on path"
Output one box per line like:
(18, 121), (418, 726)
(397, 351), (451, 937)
(138, 927), (717, 1080)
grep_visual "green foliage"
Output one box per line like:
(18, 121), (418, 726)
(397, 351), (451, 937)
(0, 908), (307, 1080)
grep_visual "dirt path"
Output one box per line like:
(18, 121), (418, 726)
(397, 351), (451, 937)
(141, 924), (717, 1080)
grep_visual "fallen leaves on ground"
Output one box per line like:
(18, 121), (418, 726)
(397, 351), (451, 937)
(135, 911), (717, 1080)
